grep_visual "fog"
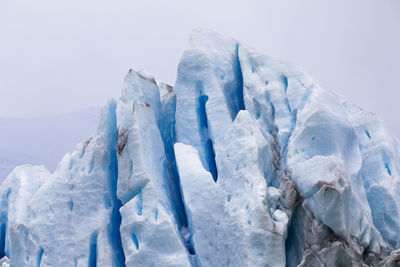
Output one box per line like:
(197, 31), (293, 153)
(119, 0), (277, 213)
(1, 0), (399, 136)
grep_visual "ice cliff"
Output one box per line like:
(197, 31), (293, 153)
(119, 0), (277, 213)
(1, 29), (400, 266)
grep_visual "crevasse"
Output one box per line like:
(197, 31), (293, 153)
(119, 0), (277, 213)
(1, 29), (400, 266)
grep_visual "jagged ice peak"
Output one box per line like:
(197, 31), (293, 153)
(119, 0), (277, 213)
(1, 29), (400, 266)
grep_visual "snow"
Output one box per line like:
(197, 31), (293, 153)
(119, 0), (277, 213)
(1, 29), (400, 266)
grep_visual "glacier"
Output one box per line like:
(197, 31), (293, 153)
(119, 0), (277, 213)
(1, 29), (400, 266)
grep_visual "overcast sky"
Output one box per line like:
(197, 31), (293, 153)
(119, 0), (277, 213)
(0, 0), (399, 136)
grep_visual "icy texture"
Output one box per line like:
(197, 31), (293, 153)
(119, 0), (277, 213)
(1, 29), (400, 266)
(345, 103), (400, 252)
(175, 112), (288, 266)
(0, 165), (50, 259)
(175, 29), (243, 181)
(12, 101), (125, 266)
(117, 71), (189, 266)
(379, 249), (400, 266)
(117, 70), (164, 205)
(0, 256), (9, 267)
(173, 29), (400, 265)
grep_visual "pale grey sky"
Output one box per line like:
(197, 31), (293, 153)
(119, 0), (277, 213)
(0, 0), (399, 136)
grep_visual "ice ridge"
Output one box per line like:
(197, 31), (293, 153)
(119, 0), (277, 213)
(1, 29), (400, 266)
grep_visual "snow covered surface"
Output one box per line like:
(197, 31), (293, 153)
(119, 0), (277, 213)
(1, 29), (400, 266)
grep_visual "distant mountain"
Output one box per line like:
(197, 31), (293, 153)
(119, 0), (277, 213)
(0, 107), (100, 182)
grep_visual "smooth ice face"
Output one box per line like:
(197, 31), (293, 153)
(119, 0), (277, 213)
(344, 103), (400, 251)
(119, 186), (190, 267)
(117, 102), (167, 206)
(174, 29), (243, 181)
(285, 80), (386, 254)
(175, 142), (228, 266)
(116, 72), (190, 266)
(2, 29), (400, 266)
(118, 69), (162, 129)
